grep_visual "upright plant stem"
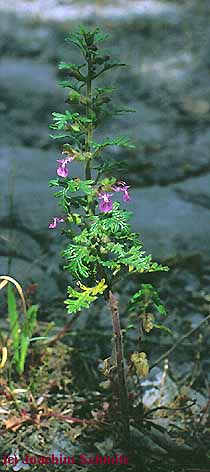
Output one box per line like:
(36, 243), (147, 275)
(83, 44), (130, 444)
(85, 54), (96, 216)
(85, 54), (92, 181)
(109, 290), (130, 445)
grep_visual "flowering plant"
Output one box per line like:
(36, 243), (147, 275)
(49, 26), (168, 444)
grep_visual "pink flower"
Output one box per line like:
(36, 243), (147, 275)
(56, 155), (75, 178)
(98, 193), (113, 213)
(112, 181), (131, 202)
(49, 217), (64, 229)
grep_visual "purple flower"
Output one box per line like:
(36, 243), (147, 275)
(112, 180), (131, 203)
(56, 155), (75, 178)
(49, 217), (64, 229)
(121, 186), (131, 202)
(98, 193), (113, 213)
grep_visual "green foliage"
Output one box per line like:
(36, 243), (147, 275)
(50, 178), (94, 194)
(47, 26), (170, 441)
(65, 279), (107, 314)
(59, 80), (82, 91)
(7, 283), (38, 375)
(90, 203), (131, 233)
(63, 243), (94, 279)
(92, 136), (135, 154)
(94, 159), (128, 178)
(66, 26), (111, 52)
(7, 282), (19, 366)
(49, 24), (168, 332)
(129, 283), (167, 316)
(127, 284), (169, 337)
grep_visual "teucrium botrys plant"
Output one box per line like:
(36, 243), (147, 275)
(49, 26), (168, 444)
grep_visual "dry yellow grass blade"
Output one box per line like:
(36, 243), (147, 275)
(0, 346), (7, 369)
(0, 279), (8, 290)
(0, 275), (27, 317)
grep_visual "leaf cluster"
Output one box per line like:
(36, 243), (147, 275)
(50, 25), (133, 145)
(65, 279), (107, 314)
(128, 283), (172, 335)
(61, 204), (168, 313)
(129, 283), (167, 316)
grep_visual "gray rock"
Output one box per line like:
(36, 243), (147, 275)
(0, 13), (52, 57)
(0, 146), (82, 300)
(0, 58), (64, 146)
(0, 58), (59, 104)
(0, 0), (210, 305)
(129, 185), (210, 261)
(0, 229), (41, 260)
(0, 0), (181, 23)
(174, 172), (210, 209)
(141, 366), (178, 407)
(0, 256), (60, 300)
(0, 146), (82, 234)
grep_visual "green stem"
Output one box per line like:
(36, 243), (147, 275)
(85, 53), (95, 216)
(85, 55), (92, 180)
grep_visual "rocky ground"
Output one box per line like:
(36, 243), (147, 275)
(0, 0), (210, 308)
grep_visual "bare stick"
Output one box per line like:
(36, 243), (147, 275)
(109, 290), (130, 445)
(47, 312), (80, 346)
(150, 313), (210, 370)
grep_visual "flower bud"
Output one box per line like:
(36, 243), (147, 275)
(79, 96), (91, 106)
(100, 247), (107, 254)
(64, 123), (80, 132)
(142, 313), (154, 333)
(67, 90), (80, 103)
(88, 44), (98, 51)
(101, 236), (109, 244)
(68, 70), (85, 81)
(93, 56), (106, 65)
(96, 95), (111, 106)
(131, 352), (149, 378)
(84, 32), (95, 46)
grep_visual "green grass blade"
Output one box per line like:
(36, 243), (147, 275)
(7, 283), (20, 367)
(19, 305), (38, 374)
